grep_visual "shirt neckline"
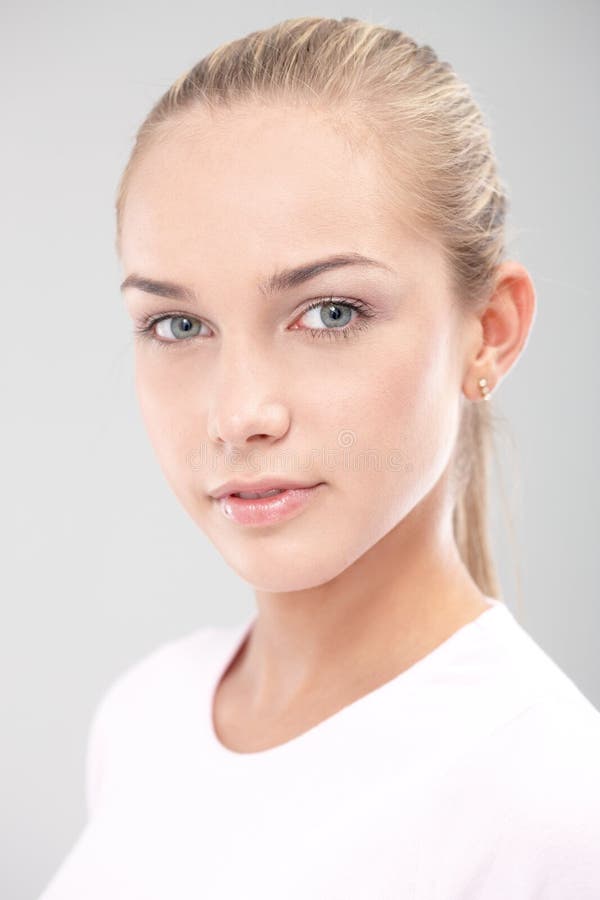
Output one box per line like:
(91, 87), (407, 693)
(204, 596), (509, 761)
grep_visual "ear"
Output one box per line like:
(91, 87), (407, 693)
(463, 260), (537, 402)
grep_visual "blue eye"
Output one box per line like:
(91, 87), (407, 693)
(132, 314), (207, 345)
(294, 298), (376, 340)
(132, 296), (376, 348)
(154, 316), (206, 341)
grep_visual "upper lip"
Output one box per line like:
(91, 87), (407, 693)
(209, 478), (323, 499)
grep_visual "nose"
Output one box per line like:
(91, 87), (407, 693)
(206, 343), (291, 449)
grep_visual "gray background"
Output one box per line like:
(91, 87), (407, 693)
(2, 1), (598, 897)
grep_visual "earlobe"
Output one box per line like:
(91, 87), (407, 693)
(478, 377), (492, 401)
(463, 373), (494, 404)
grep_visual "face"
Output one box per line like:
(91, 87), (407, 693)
(119, 102), (472, 592)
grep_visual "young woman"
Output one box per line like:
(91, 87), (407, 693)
(40, 16), (600, 900)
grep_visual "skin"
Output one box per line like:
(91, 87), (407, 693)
(119, 101), (536, 753)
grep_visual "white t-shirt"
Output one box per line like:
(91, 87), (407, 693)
(39, 598), (600, 899)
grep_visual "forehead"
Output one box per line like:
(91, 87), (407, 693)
(119, 102), (428, 277)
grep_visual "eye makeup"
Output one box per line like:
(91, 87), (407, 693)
(131, 295), (378, 349)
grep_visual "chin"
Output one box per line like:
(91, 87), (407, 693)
(217, 539), (354, 594)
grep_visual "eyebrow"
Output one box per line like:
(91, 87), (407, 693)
(119, 252), (393, 302)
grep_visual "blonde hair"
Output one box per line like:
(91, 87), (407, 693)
(116, 16), (515, 600)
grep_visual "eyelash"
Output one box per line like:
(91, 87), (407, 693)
(132, 297), (377, 348)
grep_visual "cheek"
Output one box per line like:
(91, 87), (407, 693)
(134, 356), (199, 476)
(320, 336), (435, 453)
(383, 329), (460, 500)
(324, 326), (459, 504)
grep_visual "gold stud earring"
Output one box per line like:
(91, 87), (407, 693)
(478, 377), (491, 401)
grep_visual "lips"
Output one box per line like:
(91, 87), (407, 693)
(209, 479), (322, 500)
(215, 483), (325, 526)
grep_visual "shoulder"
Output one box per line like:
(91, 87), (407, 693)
(505, 691), (600, 818)
(95, 616), (253, 713)
(437, 683), (600, 810)
(422, 606), (600, 897)
(91, 624), (219, 722)
(467, 603), (600, 733)
(479, 690), (600, 806)
(489, 696), (600, 897)
(83, 622), (235, 816)
(422, 693), (600, 899)
(472, 609), (600, 831)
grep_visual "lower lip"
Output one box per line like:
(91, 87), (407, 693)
(214, 484), (325, 526)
